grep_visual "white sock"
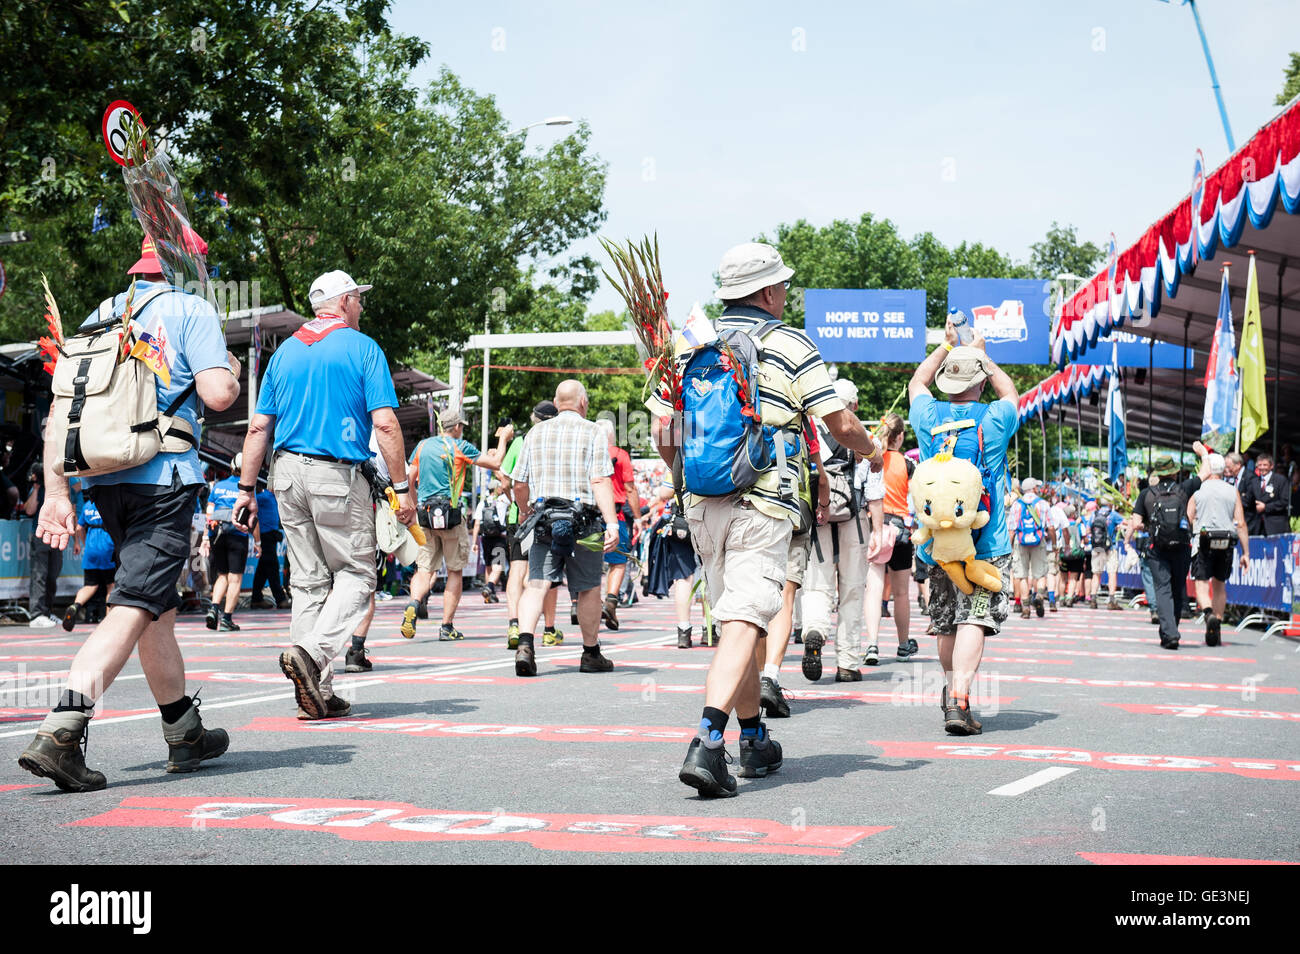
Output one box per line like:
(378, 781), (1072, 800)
(762, 663), (781, 683)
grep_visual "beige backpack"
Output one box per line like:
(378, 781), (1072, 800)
(48, 288), (198, 477)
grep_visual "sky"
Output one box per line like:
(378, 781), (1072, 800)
(388, 0), (1300, 319)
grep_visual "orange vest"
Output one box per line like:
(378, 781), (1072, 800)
(882, 450), (910, 517)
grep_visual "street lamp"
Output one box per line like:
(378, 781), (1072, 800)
(508, 115), (574, 136)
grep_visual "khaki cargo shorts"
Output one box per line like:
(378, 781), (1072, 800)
(1012, 543), (1048, 580)
(786, 530), (812, 587)
(416, 522), (471, 573)
(687, 496), (791, 633)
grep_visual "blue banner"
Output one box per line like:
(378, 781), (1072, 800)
(1112, 534), (1296, 612)
(803, 289), (926, 362)
(947, 278), (1052, 365)
(1096, 328), (1193, 369)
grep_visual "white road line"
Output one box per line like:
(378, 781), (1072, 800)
(986, 766), (1079, 797)
(0, 633), (672, 737)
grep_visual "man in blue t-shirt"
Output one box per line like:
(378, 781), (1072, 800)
(399, 407), (511, 642)
(206, 454), (261, 632)
(908, 314), (1019, 736)
(20, 235), (241, 792)
(233, 269), (415, 721)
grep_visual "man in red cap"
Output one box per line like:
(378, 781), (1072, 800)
(19, 231), (243, 792)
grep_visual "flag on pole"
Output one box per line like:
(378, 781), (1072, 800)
(1106, 339), (1127, 484)
(1237, 254), (1269, 451)
(1200, 268), (1238, 453)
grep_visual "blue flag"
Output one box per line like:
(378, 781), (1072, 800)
(1106, 339), (1127, 483)
(1200, 269), (1238, 453)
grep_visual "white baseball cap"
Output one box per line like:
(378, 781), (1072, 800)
(308, 270), (373, 307)
(716, 243), (794, 300)
(1021, 477), (1039, 493)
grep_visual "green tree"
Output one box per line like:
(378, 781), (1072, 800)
(1276, 52), (1300, 106)
(1029, 221), (1103, 281)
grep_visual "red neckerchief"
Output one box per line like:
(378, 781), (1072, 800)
(293, 314), (349, 345)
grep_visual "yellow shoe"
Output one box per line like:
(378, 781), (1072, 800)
(400, 602), (418, 639)
(506, 621), (521, 650)
(542, 628), (564, 647)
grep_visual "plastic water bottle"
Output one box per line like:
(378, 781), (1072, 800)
(949, 307), (975, 346)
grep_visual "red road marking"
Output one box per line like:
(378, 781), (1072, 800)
(0, 783), (43, 792)
(68, 796), (888, 856)
(614, 684), (1020, 705)
(995, 646), (1251, 663)
(868, 741), (1300, 781)
(994, 674), (1296, 694)
(1104, 703), (1300, 722)
(1079, 851), (1297, 865)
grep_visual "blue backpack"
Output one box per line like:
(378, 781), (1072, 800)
(1017, 499), (1043, 546)
(674, 317), (800, 499)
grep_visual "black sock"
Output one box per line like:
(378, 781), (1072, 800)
(350, 636), (365, 652)
(700, 706), (728, 738)
(54, 690), (94, 713)
(543, 625), (556, 634)
(158, 695), (193, 724)
(738, 713), (762, 733)
(518, 632), (534, 647)
(510, 618), (519, 627)
(582, 642), (600, 655)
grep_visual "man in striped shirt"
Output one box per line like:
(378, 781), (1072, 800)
(649, 242), (881, 797)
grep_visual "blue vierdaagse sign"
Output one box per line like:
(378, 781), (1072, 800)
(803, 289), (926, 363)
(947, 278), (1052, 365)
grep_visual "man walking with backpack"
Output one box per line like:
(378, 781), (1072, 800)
(399, 408), (512, 642)
(1087, 495), (1124, 609)
(1135, 456), (1201, 650)
(1010, 477), (1050, 618)
(1188, 453), (1249, 646)
(908, 316), (1018, 735)
(19, 235), (241, 790)
(650, 243), (880, 797)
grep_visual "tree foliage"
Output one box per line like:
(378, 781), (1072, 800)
(1276, 51), (1300, 107)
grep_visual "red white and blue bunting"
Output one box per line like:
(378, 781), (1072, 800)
(1050, 99), (1300, 368)
(1017, 363), (1110, 424)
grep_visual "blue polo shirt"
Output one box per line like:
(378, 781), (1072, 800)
(256, 325), (397, 462)
(909, 394), (1019, 559)
(79, 500), (115, 570)
(209, 476), (247, 539)
(256, 489), (280, 533)
(78, 282), (230, 489)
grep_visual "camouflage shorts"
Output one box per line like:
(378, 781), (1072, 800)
(926, 554), (1013, 636)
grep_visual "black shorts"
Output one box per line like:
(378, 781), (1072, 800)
(507, 525), (526, 563)
(912, 560), (930, 582)
(88, 476), (199, 620)
(1192, 545), (1234, 582)
(1060, 556), (1087, 574)
(209, 529), (250, 577)
(83, 567), (115, 587)
(482, 534), (509, 570)
(887, 528), (914, 572)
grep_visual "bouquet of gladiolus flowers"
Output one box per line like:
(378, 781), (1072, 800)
(119, 111), (208, 292)
(600, 234), (676, 403)
(37, 275), (64, 376)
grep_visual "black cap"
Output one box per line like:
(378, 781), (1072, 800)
(532, 400), (557, 421)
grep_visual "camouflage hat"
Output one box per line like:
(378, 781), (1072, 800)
(1151, 455), (1179, 477)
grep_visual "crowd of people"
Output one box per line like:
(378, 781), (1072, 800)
(9, 234), (1295, 801)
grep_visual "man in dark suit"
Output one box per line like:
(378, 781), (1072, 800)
(1239, 452), (1291, 536)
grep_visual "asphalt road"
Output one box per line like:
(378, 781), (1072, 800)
(2, 587), (1297, 864)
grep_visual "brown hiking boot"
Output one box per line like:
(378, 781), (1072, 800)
(601, 594), (620, 631)
(943, 699), (983, 735)
(18, 711), (107, 792)
(297, 694), (353, 720)
(163, 696), (229, 773)
(279, 646), (326, 719)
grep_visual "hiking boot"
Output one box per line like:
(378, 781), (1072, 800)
(601, 595), (620, 631)
(1049, 601), (1058, 613)
(217, 612), (240, 632)
(205, 605), (218, 630)
(481, 584), (495, 604)
(438, 623), (464, 642)
(345, 647), (372, 672)
(163, 696), (229, 772)
(678, 735), (736, 797)
(1020, 606), (1031, 620)
(835, 667), (862, 682)
(400, 602), (419, 639)
(865, 644), (880, 666)
(279, 646), (326, 719)
(943, 698), (983, 735)
(677, 627), (693, 649)
(1205, 615), (1222, 647)
(515, 641), (537, 677)
(1160, 637), (1180, 651)
(791, 627), (803, 645)
(17, 711), (107, 792)
(542, 627), (564, 647)
(1150, 613), (1160, 625)
(1088, 596), (1098, 609)
(1108, 597), (1122, 611)
(297, 694), (352, 721)
(276, 598), (292, 610)
(61, 603), (80, 632)
(579, 649), (614, 673)
(801, 630), (825, 682)
(506, 621), (521, 649)
(759, 676), (790, 718)
(1033, 595), (1045, 618)
(897, 641), (916, 660)
(737, 724), (783, 778)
